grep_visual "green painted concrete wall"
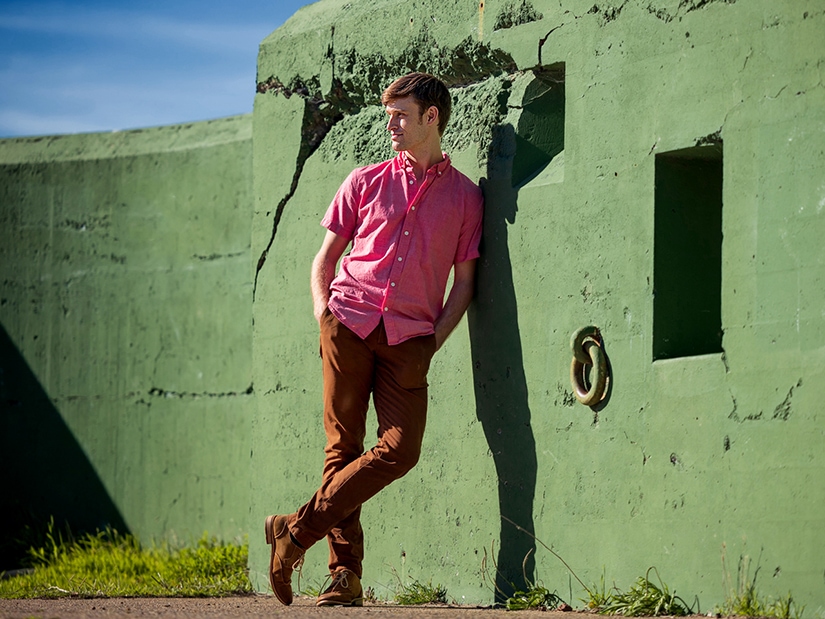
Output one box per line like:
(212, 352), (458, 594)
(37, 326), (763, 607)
(0, 116), (254, 567)
(249, 0), (825, 612)
(1, 0), (822, 612)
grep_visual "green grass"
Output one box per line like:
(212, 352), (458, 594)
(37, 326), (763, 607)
(506, 581), (564, 611)
(385, 565), (447, 605)
(479, 542), (566, 611)
(494, 518), (805, 618)
(595, 568), (692, 616)
(0, 525), (251, 599)
(393, 579), (448, 605)
(717, 552), (804, 619)
(496, 518), (692, 615)
(582, 570), (611, 611)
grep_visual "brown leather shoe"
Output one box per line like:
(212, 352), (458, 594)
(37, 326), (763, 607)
(265, 514), (304, 605)
(316, 568), (364, 607)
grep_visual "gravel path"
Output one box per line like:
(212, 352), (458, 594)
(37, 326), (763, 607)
(0, 595), (589, 619)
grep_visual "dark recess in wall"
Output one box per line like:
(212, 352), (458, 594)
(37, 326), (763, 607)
(653, 142), (723, 360)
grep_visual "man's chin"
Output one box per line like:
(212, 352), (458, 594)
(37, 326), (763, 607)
(390, 142), (404, 152)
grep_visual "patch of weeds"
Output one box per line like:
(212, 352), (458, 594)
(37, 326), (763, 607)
(495, 517), (691, 615)
(597, 567), (691, 616)
(363, 585), (379, 603)
(0, 521), (250, 599)
(491, 516), (585, 607)
(583, 570), (611, 611)
(298, 581), (322, 597)
(389, 566), (447, 605)
(717, 548), (804, 619)
(394, 579), (448, 605)
(481, 544), (568, 610)
(507, 580), (564, 610)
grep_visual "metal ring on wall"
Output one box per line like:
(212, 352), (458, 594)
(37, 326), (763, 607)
(569, 326), (608, 406)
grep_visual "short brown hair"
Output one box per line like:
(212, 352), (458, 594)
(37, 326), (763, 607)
(381, 73), (452, 136)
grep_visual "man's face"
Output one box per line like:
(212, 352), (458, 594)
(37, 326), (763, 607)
(385, 96), (431, 153)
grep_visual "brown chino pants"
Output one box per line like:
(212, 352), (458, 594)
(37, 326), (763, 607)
(290, 309), (437, 577)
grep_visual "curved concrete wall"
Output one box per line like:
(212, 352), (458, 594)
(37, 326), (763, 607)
(0, 116), (254, 566)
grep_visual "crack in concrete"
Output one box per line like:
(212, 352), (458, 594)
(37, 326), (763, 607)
(646, 0), (737, 22)
(772, 378), (802, 421)
(147, 384), (254, 399)
(193, 251), (245, 262)
(728, 379), (802, 423)
(695, 128), (722, 147)
(252, 35), (518, 297)
(252, 92), (342, 299)
(537, 24), (565, 66)
(681, 0), (737, 13)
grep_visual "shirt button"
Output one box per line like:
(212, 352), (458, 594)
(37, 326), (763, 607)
(391, 282), (396, 287)
(383, 306), (389, 311)
(404, 231), (409, 236)
(411, 206), (415, 211)
(409, 179), (414, 185)
(397, 257), (403, 261)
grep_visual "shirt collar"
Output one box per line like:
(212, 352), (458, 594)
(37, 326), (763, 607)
(399, 151), (451, 176)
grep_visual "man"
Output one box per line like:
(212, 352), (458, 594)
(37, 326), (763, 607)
(265, 72), (484, 607)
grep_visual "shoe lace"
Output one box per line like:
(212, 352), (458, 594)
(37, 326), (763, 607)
(331, 570), (349, 589)
(321, 569), (350, 593)
(292, 554), (304, 591)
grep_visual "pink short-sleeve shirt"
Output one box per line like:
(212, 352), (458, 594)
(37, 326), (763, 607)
(322, 151), (483, 345)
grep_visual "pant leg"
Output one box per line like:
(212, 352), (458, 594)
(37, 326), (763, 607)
(291, 318), (436, 560)
(295, 309), (373, 576)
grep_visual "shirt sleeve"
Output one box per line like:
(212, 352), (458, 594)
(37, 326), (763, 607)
(321, 169), (361, 240)
(454, 187), (484, 264)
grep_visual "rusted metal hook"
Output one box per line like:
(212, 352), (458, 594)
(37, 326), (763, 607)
(569, 326), (608, 406)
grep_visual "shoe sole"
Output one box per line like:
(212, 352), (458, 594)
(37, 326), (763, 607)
(265, 515), (292, 606)
(316, 597), (364, 607)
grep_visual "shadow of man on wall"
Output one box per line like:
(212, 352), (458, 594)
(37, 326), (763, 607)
(468, 123), (538, 603)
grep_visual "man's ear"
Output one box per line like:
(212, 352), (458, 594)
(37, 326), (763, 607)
(426, 105), (439, 127)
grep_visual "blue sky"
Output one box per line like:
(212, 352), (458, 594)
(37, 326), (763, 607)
(0, 0), (316, 138)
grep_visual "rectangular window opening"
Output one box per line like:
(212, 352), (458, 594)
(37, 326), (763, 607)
(653, 142), (723, 361)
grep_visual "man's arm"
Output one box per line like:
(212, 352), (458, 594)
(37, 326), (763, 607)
(433, 258), (477, 350)
(311, 230), (350, 323)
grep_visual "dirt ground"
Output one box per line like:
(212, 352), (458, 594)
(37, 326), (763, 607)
(0, 595), (687, 619)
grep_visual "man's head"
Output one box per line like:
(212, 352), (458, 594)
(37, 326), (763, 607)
(381, 73), (451, 136)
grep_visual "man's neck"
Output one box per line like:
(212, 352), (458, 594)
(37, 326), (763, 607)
(404, 142), (443, 181)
